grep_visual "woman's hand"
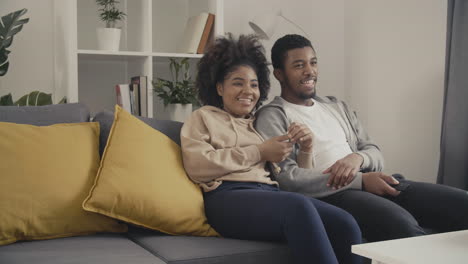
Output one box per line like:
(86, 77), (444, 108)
(287, 122), (314, 153)
(257, 135), (293, 163)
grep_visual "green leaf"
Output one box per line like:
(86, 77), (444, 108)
(0, 93), (13, 105)
(0, 8), (28, 77)
(58, 96), (67, 104)
(0, 59), (9, 76)
(14, 91), (53, 106)
(1, 92), (65, 105)
(0, 9), (29, 49)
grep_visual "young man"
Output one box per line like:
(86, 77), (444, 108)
(255, 34), (468, 242)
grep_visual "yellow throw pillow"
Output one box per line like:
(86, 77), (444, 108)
(83, 105), (218, 236)
(0, 122), (127, 246)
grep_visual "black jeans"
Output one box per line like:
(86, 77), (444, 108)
(204, 181), (362, 264)
(320, 174), (468, 242)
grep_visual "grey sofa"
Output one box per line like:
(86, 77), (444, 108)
(0, 103), (293, 264)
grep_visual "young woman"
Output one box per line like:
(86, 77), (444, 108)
(181, 34), (362, 264)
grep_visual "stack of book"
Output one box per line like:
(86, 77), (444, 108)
(115, 76), (148, 117)
(178, 12), (215, 54)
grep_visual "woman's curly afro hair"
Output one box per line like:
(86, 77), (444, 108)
(196, 34), (270, 110)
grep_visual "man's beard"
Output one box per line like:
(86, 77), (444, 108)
(282, 76), (317, 99)
(298, 88), (316, 99)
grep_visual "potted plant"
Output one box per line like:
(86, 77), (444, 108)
(95, 0), (126, 51)
(0, 8), (66, 106)
(152, 58), (199, 122)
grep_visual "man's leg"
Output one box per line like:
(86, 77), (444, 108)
(390, 175), (468, 233)
(320, 189), (426, 242)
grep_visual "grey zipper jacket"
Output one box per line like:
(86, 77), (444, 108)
(254, 96), (384, 198)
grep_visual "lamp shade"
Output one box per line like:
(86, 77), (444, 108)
(249, 12), (309, 40)
(248, 13), (279, 40)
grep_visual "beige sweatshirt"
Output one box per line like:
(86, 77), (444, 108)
(181, 106), (278, 192)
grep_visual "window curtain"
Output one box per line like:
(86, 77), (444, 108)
(438, 0), (468, 190)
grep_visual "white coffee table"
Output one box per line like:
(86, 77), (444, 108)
(351, 230), (468, 264)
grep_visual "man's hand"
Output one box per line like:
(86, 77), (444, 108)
(323, 153), (364, 189)
(287, 122), (314, 153)
(257, 135), (293, 163)
(362, 172), (400, 196)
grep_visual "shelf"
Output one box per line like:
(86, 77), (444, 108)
(77, 50), (203, 61)
(151, 52), (203, 58)
(60, 0), (224, 118)
(78, 49), (150, 61)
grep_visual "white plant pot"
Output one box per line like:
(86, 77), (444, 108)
(96, 28), (121, 51)
(166, 104), (192, 122)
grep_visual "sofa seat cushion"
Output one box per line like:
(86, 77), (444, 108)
(0, 234), (165, 264)
(127, 227), (293, 264)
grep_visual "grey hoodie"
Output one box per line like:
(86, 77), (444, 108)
(254, 96), (384, 198)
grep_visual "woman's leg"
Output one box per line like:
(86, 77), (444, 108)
(307, 197), (362, 264)
(204, 182), (340, 264)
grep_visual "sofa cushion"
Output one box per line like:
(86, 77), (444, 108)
(93, 110), (182, 157)
(0, 234), (165, 264)
(127, 226), (293, 264)
(0, 103), (90, 125)
(83, 105), (218, 237)
(0, 122), (127, 246)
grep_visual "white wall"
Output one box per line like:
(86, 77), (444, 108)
(0, 0), (55, 101)
(344, 0), (447, 183)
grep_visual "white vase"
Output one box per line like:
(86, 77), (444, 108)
(96, 28), (121, 51)
(166, 104), (192, 122)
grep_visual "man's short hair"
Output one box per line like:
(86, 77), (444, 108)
(271, 34), (315, 69)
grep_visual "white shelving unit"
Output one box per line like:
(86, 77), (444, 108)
(54, 0), (224, 118)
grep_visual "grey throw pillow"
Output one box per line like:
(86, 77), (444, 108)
(0, 103), (90, 125)
(93, 111), (183, 157)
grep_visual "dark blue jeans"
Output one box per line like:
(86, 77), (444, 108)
(204, 181), (362, 264)
(321, 174), (468, 242)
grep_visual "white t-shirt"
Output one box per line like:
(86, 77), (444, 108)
(280, 98), (353, 172)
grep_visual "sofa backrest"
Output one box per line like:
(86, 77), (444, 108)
(0, 103), (90, 125)
(0, 103), (183, 157)
(93, 111), (184, 157)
